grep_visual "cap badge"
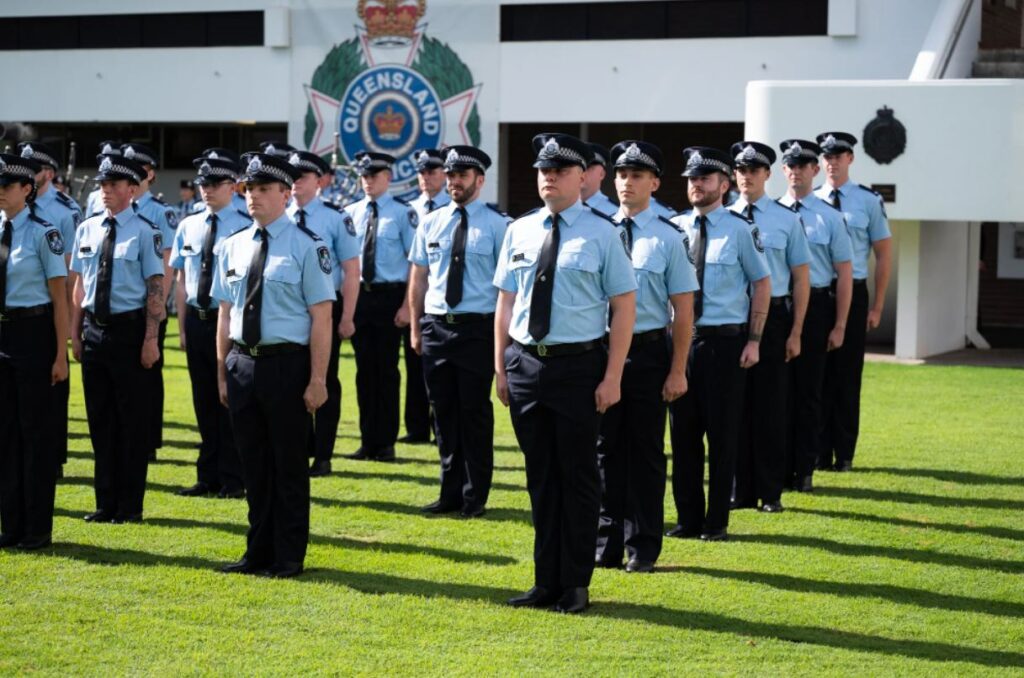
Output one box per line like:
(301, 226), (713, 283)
(288, 152), (301, 166)
(265, 144), (277, 155)
(824, 134), (837, 148)
(689, 151), (704, 166)
(540, 138), (561, 159)
(741, 145), (757, 161)
(99, 157), (113, 173)
(199, 161), (212, 176)
(446, 149), (459, 164)
(788, 142), (803, 157)
(208, 151), (220, 160)
(101, 143), (114, 154)
(20, 144), (33, 159)
(124, 146), (137, 160)
(247, 157), (262, 174)
(418, 151), (430, 163)
(625, 143), (641, 161)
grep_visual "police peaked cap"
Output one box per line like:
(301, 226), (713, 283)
(201, 147), (241, 163)
(610, 140), (663, 176)
(816, 132), (858, 154)
(17, 142), (60, 171)
(259, 141), (296, 158)
(587, 143), (611, 168)
(442, 146), (491, 173)
(730, 141), (776, 168)
(0, 153), (42, 186)
(779, 139), (822, 165)
(353, 151), (395, 176)
(414, 149), (445, 171)
(94, 153), (147, 185)
(239, 152), (302, 187)
(192, 154), (241, 184)
(120, 143), (159, 167)
(288, 150), (332, 176)
(681, 147), (732, 177)
(531, 133), (593, 170)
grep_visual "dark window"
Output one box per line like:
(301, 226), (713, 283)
(0, 11), (263, 50)
(501, 0), (828, 41)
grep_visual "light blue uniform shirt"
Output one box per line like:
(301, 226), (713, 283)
(34, 184), (82, 248)
(134, 191), (178, 251)
(673, 206), (770, 327)
(232, 193), (248, 213)
(288, 198), (360, 290)
(409, 187), (451, 220)
(169, 205), (251, 308)
(71, 205), (164, 313)
(614, 207), (698, 332)
(730, 194), (811, 298)
(345, 192), (417, 284)
(494, 200), (637, 345)
(85, 188), (103, 218)
(210, 213), (336, 346)
(814, 180), (891, 280)
(0, 207), (67, 308)
(778, 193), (852, 288)
(409, 198), (510, 315)
(585, 190), (618, 217)
(651, 198), (677, 219)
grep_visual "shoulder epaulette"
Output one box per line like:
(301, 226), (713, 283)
(588, 206), (616, 224)
(137, 213), (158, 230)
(775, 198), (798, 213)
(55, 192), (78, 210)
(235, 209), (252, 221)
(296, 222), (323, 242)
(88, 210), (104, 219)
(393, 196), (411, 206)
(225, 226), (250, 241)
(152, 196), (169, 206)
(319, 199), (342, 212)
(657, 215), (682, 232)
(28, 213), (54, 229)
(822, 199), (843, 212)
(857, 183), (880, 196)
(812, 184), (823, 192)
(514, 206), (541, 220)
(486, 202), (508, 218)
(727, 208), (754, 224)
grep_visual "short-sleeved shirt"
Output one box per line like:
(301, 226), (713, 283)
(84, 188), (103, 218)
(730, 194), (811, 298)
(614, 207), (699, 332)
(409, 187), (451, 221)
(71, 205), (165, 313)
(494, 199), (637, 345)
(210, 212), (336, 346)
(288, 198), (360, 290)
(814, 180), (891, 280)
(344, 192), (417, 283)
(169, 204), (252, 308)
(33, 184), (82, 249)
(409, 198), (510, 315)
(134, 191), (178, 251)
(0, 207), (67, 308)
(585, 190), (618, 217)
(778, 193), (852, 288)
(673, 206), (770, 327)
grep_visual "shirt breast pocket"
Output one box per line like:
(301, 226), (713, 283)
(508, 250), (536, 290)
(704, 241), (737, 289)
(806, 221), (831, 246)
(113, 238), (139, 261)
(264, 257), (300, 286)
(224, 264), (248, 301)
(556, 247), (600, 304)
(633, 251), (665, 304)
(428, 238), (449, 265)
(466, 231), (494, 256)
(376, 222), (403, 259)
(760, 230), (787, 251)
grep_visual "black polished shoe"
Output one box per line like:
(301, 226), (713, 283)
(217, 487), (246, 499)
(553, 587), (589, 614)
(730, 499), (758, 510)
(796, 476), (814, 493)
(594, 554), (623, 569)
(700, 529), (729, 542)
(0, 534), (23, 548)
(84, 509), (116, 523)
(177, 482), (217, 497)
(459, 504), (486, 519)
(665, 524), (701, 539)
(834, 460), (853, 472)
(420, 500), (461, 515)
(508, 586), (561, 608)
(397, 434), (431, 445)
(373, 446), (397, 462)
(112, 513), (143, 524)
(266, 562), (304, 579)
(219, 557), (266, 575)
(815, 460), (835, 471)
(309, 460), (332, 477)
(342, 447), (374, 461)
(16, 535), (52, 550)
(625, 559), (655, 573)
(759, 500), (785, 513)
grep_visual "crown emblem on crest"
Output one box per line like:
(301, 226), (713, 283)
(824, 134), (837, 147)
(689, 151), (703, 165)
(418, 150), (430, 163)
(20, 144), (33, 159)
(358, 0), (425, 46)
(199, 161), (212, 176)
(102, 143), (114, 154)
(540, 138), (560, 159)
(373, 105), (406, 140)
(288, 153), (301, 166)
(99, 157), (113, 172)
(788, 142), (803, 157)
(741, 145), (757, 160)
(625, 143), (641, 160)
(208, 151), (220, 160)
(247, 157), (262, 174)
(124, 146), (136, 160)
(446, 149), (459, 164)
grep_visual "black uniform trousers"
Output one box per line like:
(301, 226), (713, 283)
(144, 318), (167, 453)
(184, 307), (242, 491)
(55, 358), (69, 467)
(0, 313), (59, 540)
(420, 315), (494, 510)
(226, 346), (312, 567)
(670, 332), (748, 534)
(351, 285), (405, 452)
(789, 289), (833, 483)
(596, 335), (669, 565)
(308, 295), (343, 463)
(80, 312), (151, 516)
(736, 300), (791, 505)
(506, 343), (606, 590)
(821, 280), (869, 467)
(403, 329), (434, 440)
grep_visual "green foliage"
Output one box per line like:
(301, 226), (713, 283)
(412, 36), (481, 145)
(303, 39), (363, 148)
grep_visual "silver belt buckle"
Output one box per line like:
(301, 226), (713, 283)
(445, 312), (455, 324)
(537, 344), (549, 357)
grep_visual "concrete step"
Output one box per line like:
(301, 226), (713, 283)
(975, 48), (1024, 62)
(972, 61), (1024, 78)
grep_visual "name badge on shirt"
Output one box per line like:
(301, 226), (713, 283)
(226, 269), (236, 277)
(428, 242), (440, 249)
(80, 246), (93, 254)
(183, 245), (194, 252)
(512, 253), (525, 262)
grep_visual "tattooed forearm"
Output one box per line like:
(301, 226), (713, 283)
(145, 275), (164, 340)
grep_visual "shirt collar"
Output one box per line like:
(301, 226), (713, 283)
(135, 190), (154, 207)
(35, 184), (55, 205)
(702, 205), (731, 228)
(212, 203), (235, 219)
(370, 192), (394, 208)
(540, 199), (585, 227)
(256, 212), (291, 240)
(731, 194), (772, 212)
(3, 206), (31, 228)
(830, 180), (852, 196)
(108, 205), (135, 225)
(613, 206), (655, 229)
(442, 196), (481, 219)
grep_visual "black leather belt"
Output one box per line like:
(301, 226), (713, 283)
(232, 341), (306, 358)
(770, 296), (790, 307)
(187, 305), (218, 321)
(515, 339), (601, 358)
(361, 281), (406, 292)
(694, 323), (746, 337)
(428, 312), (494, 325)
(0, 303), (52, 322)
(810, 286), (832, 298)
(85, 309), (144, 327)
(631, 328), (666, 347)
(853, 279), (867, 288)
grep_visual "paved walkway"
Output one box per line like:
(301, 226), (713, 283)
(866, 346), (1024, 369)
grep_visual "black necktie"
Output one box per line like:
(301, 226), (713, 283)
(622, 217), (635, 255)
(427, 198), (436, 213)
(528, 212), (560, 342)
(694, 215), (708, 321)
(830, 188), (841, 210)
(745, 203), (755, 222)
(445, 206), (469, 308)
(297, 208), (307, 229)
(242, 228), (269, 347)
(0, 220), (12, 313)
(95, 217), (118, 323)
(793, 200), (804, 211)
(362, 201), (378, 283)
(196, 213), (218, 309)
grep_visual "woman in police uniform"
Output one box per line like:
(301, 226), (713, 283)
(0, 153), (69, 550)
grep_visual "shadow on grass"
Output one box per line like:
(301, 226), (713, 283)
(310, 496), (532, 523)
(58, 475), (183, 495)
(65, 450), (195, 468)
(26, 545), (1024, 668)
(326, 467), (523, 493)
(392, 456), (524, 473)
(814, 486), (1024, 511)
(683, 565), (1024, 619)
(854, 466), (1024, 488)
(732, 533), (1024, 574)
(788, 507), (1024, 542)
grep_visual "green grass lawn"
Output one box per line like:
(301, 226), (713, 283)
(2, 318), (1023, 675)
